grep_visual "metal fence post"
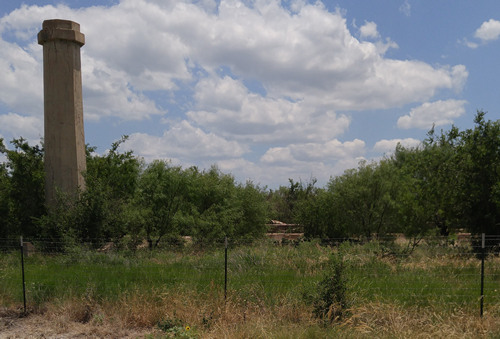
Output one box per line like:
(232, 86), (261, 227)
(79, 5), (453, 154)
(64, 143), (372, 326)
(224, 236), (228, 301)
(480, 233), (485, 317)
(20, 236), (27, 314)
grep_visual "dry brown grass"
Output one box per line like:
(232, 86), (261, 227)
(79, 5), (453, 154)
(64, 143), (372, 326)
(345, 302), (500, 339)
(0, 288), (322, 338)
(3, 292), (500, 338)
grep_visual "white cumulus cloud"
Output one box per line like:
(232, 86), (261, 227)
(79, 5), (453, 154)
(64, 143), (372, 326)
(465, 19), (500, 48)
(0, 39), (42, 116)
(0, 1), (469, 119)
(0, 112), (42, 143)
(187, 75), (351, 144)
(474, 19), (500, 42)
(397, 99), (467, 130)
(359, 21), (379, 39)
(258, 138), (366, 185)
(373, 138), (421, 154)
(261, 139), (365, 164)
(123, 120), (248, 163)
(0, 1), (471, 187)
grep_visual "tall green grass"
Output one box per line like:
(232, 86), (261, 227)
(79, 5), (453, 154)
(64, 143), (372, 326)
(1, 238), (498, 316)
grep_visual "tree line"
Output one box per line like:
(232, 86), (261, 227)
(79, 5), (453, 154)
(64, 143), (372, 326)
(271, 112), (500, 248)
(1, 112), (499, 249)
(0, 136), (268, 248)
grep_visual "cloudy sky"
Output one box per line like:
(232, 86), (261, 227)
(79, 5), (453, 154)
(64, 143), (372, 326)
(0, 0), (499, 188)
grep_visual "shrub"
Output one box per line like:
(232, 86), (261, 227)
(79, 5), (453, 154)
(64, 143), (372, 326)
(312, 253), (350, 323)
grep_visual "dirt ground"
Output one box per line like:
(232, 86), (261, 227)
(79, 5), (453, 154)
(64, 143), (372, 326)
(0, 309), (155, 339)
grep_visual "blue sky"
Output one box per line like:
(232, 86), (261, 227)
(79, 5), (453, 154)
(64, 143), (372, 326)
(0, 0), (499, 188)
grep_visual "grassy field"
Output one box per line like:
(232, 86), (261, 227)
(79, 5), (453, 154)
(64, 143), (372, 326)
(1, 238), (500, 338)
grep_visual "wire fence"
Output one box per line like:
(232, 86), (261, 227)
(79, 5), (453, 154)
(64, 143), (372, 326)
(1, 234), (499, 316)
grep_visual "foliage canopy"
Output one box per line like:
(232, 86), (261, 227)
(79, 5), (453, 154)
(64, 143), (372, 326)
(2, 112), (500, 248)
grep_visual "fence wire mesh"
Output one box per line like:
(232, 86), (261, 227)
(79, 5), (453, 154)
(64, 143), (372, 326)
(1, 235), (499, 315)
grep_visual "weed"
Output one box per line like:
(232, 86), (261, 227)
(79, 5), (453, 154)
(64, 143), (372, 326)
(157, 317), (183, 331)
(27, 282), (55, 311)
(158, 317), (197, 338)
(312, 253), (350, 323)
(164, 325), (197, 338)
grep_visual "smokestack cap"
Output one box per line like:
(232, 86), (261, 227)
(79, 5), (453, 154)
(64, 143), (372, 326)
(38, 19), (85, 46)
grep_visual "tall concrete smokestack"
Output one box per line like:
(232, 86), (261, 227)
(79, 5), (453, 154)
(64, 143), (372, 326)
(38, 19), (86, 206)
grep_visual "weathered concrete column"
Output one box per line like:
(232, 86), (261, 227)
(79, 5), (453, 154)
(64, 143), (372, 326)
(38, 19), (86, 206)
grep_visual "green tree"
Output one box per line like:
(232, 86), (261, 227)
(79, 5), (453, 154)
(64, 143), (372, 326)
(137, 160), (187, 249)
(79, 136), (142, 241)
(185, 166), (240, 243)
(0, 138), (45, 238)
(296, 187), (343, 239)
(232, 181), (269, 239)
(177, 166), (269, 243)
(298, 161), (399, 240)
(267, 178), (317, 224)
(391, 112), (500, 245)
(392, 128), (461, 240)
(455, 112), (500, 238)
(38, 136), (143, 244)
(326, 161), (398, 238)
(0, 158), (11, 239)
(85, 136), (141, 202)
